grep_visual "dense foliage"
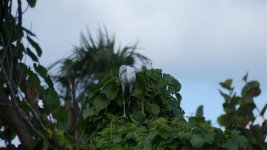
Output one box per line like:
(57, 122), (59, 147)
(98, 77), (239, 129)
(80, 68), (255, 149)
(0, 0), (69, 149)
(218, 75), (267, 149)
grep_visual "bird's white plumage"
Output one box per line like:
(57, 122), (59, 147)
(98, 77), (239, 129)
(119, 65), (136, 118)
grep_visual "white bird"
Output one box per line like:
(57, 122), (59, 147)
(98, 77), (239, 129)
(119, 65), (136, 118)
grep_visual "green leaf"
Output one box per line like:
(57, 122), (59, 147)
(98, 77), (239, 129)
(26, 48), (38, 62)
(154, 118), (167, 127)
(112, 134), (123, 144)
(83, 107), (96, 118)
(178, 132), (193, 142)
(190, 135), (205, 148)
(203, 134), (214, 144)
(163, 74), (172, 84)
(195, 105), (203, 118)
(132, 110), (144, 122)
(27, 36), (42, 57)
(158, 126), (173, 139)
(241, 81), (261, 97)
(221, 131), (248, 150)
(94, 95), (110, 112)
(43, 88), (60, 111)
(125, 132), (135, 140)
(219, 79), (233, 90)
(132, 88), (143, 98)
(217, 112), (235, 127)
(180, 145), (191, 150)
(146, 103), (160, 115)
(102, 84), (119, 100)
(44, 76), (54, 88)
(28, 72), (40, 87)
(22, 26), (36, 36)
(26, 0), (37, 8)
(219, 90), (231, 101)
(34, 64), (48, 78)
(242, 72), (248, 82)
(260, 104), (267, 116)
(16, 43), (25, 60)
(53, 106), (68, 122)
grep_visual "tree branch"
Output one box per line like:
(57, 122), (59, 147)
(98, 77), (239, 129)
(0, 92), (33, 148)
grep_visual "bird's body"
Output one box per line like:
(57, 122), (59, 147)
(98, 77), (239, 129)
(119, 65), (136, 118)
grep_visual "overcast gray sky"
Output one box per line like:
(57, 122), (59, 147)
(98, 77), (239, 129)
(23, 0), (266, 124)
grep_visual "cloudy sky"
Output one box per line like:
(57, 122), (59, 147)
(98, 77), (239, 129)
(23, 0), (266, 125)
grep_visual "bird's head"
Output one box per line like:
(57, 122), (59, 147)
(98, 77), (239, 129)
(119, 65), (127, 78)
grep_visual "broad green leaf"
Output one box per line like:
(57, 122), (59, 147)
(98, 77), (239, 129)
(132, 110), (144, 122)
(22, 27), (36, 36)
(26, 0), (37, 8)
(217, 113), (235, 127)
(16, 43), (25, 60)
(241, 81), (261, 97)
(57, 122), (68, 132)
(53, 106), (68, 122)
(125, 132), (134, 140)
(221, 131), (247, 150)
(112, 134), (123, 144)
(144, 132), (157, 149)
(154, 118), (167, 127)
(27, 36), (42, 56)
(146, 103), (160, 115)
(28, 72), (40, 87)
(18, 63), (29, 75)
(203, 134), (214, 144)
(43, 88), (60, 111)
(163, 74), (172, 84)
(34, 64), (48, 78)
(101, 128), (111, 136)
(158, 126), (173, 139)
(190, 135), (205, 148)
(180, 145), (191, 150)
(44, 76), (54, 88)
(55, 130), (64, 138)
(26, 48), (38, 62)
(8, 26), (23, 41)
(102, 84), (119, 100)
(83, 107), (96, 118)
(177, 132), (193, 141)
(167, 143), (177, 150)
(94, 95), (110, 112)
(132, 88), (143, 98)
(219, 79), (233, 90)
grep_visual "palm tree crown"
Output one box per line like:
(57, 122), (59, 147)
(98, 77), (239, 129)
(49, 29), (150, 103)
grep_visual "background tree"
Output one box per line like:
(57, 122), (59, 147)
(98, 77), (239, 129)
(0, 0), (70, 149)
(217, 75), (267, 149)
(49, 29), (150, 149)
(50, 29), (150, 103)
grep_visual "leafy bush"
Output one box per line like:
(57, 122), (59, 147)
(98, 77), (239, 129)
(81, 68), (252, 149)
(218, 74), (267, 149)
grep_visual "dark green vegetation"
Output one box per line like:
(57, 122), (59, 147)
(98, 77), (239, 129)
(218, 76), (267, 149)
(0, 0), (266, 149)
(81, 68), (262, 149)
